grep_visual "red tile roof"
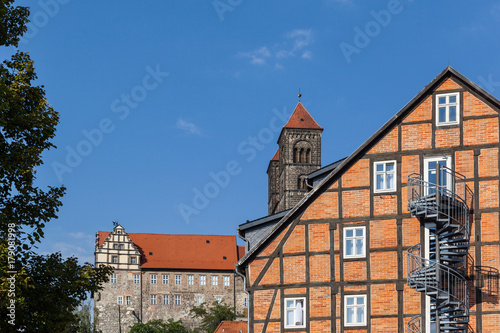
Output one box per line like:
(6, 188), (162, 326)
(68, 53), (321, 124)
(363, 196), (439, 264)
(271, 149), (279, 161)
(237, 246), (245, 260)
(283, 102), (323, 130)
(214, 321), (248, 333)
(97, 231), (240, 270)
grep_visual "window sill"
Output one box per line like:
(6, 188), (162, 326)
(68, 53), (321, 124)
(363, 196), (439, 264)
(343, 256), (366, 262)
(436, 123), (459, 129)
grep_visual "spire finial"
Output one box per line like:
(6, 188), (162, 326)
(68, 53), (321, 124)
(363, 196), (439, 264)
(298, 88), (302, 101)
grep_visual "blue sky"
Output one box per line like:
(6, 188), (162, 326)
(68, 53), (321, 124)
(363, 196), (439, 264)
(7, 0), (500, 263)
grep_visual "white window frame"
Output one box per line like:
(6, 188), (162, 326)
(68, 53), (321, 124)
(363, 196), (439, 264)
(187, 275), (194, 285)
(200, 275), (206, 285)
(223, 276), (230, 286)
(117, 296), (123, 305)
(126, 296), (131, 305)
(175, 275), (181, 285)
(163, 294), (169, 305)
(110, 273), (117, 283)
(162, 274), (169, 285)
(215, 296), (222, 303)
(133, 274), (140, 284)
(150, 294), (157, 305)
(343, 226), (366, 259)
(374, 160), (396, 193)
(344, 295), (367, 326)
(150, 274), (157, 284)
(197, 296), (203, 305)
(284, 297), (306, 329)
(112, 256), (118, 263)
(212, 275), (218, 286)
(174, 295), (181, 305)
(130, 256), (136, 264)
(436, 92), (460, 126)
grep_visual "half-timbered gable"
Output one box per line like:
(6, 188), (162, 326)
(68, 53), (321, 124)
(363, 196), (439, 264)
(237, 67), (500, 333)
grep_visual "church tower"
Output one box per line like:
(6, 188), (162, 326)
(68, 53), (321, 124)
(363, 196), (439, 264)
(267, 101), (323, 215)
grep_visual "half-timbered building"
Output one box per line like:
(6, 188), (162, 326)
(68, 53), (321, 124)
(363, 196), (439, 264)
(237, 67), (500, 332)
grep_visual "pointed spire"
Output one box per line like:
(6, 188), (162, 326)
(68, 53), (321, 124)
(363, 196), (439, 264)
(283, 102), (323, 130)
(271, 149), (279, 161)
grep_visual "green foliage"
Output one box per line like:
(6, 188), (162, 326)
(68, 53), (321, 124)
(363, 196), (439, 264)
(0, 0), (29, 47)
(0, 3), (113, 332)
(65, 299), (102, 333)
(129, 319), (187, 333)
(190, 301), (238, 333)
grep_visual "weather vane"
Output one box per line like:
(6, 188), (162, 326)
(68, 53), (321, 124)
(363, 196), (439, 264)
(298, 88), (302, 101)
(112, 220), (119, 227)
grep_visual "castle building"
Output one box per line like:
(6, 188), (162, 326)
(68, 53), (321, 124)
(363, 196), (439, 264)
(237, 67), (500, 332)
(94, 224), (247, 333)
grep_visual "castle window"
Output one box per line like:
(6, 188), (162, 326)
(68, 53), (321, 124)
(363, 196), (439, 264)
(188, 275), (194, 285)
(436, 92), (460, 126)
(223, 276), (230, 286)
(119, 244), (124, 250)
(200, 275), (206, 285)
(344, 226), (365, 258)
(150, 274), (157, 284)
(197, 296), (203, 305)
(162, 274), (169, 285)
(345, 295), (367, 326)
(133, 274), (140, 284)
(126, 296), (131, 305)
(215, 296), (222, 303)
(112, 256), (118, 263)
(244, 297), (248, 307)
(110, 273), (117, 283)
(163, 295), (169, 305)
(130, 256), (136, 264)
(284, 297), (306, 329)
(174, 295), (181, 305)
(150, 295), (157, 305)
(306, 149), (311, 163)
(113, 244), (118, 249)
(212, 275), (218, 286)
(175, 275), (181, 285)
(117, 296), (123, 305)
(374, 161), (396, 193)
(300, 149), (306, 163)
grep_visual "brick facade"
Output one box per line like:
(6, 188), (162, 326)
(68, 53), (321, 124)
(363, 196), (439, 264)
(238, 67), (500, 332)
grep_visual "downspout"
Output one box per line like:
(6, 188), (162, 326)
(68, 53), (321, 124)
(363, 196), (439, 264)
(235, 264), (250, 333)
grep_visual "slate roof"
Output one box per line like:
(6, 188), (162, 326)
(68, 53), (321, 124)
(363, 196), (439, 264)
(237, 66), (500, 269)
(97, 231), (244, 270)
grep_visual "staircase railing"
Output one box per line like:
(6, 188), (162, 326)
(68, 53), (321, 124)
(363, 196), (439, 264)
(406, 165), (472, 333)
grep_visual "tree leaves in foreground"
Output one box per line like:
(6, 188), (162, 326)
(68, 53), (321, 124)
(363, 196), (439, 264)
(129, 319), (187, 333)
(0, 2), (113, 332)
(190, 301), (239, 333)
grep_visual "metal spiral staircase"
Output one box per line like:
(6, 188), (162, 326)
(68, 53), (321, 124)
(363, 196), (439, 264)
(406, 165), (472, 333)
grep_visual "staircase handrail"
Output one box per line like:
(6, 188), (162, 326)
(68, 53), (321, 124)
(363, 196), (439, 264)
(407, 315), (421, 333)
(407, 244), (469, 317)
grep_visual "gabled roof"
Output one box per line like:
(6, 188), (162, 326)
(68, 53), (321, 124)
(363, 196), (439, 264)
(97, 231), (243, 270)
(283, 102), (323, 130)
(237, 66), (500, 268)
(238, 209), (291, 233)
(214, 321), (248, 333)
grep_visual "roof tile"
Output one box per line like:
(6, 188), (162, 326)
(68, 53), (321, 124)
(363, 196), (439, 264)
(283, 102), (323, 130)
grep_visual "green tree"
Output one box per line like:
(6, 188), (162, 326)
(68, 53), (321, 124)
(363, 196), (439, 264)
(190, 301), (239, 333)
(129, 319), (187, 333)
(0, 1), (113, 332)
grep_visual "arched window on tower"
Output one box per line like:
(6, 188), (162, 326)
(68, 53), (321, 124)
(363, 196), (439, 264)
(293, 141), (313, 164)
(298, 175), (308, 191)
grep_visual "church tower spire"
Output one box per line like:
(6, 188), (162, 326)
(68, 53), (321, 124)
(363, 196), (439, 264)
(267, 101), (323, 215)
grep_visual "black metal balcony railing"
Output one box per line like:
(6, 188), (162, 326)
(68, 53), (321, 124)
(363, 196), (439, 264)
(406, 165), (472, 333)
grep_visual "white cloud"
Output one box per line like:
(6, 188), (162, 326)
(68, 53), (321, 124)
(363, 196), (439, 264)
(176, 118), (202, 136)
(239, 46), (271, 65)
(240, 29), (314, 68)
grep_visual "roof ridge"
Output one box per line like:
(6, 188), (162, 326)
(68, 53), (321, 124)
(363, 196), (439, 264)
(283, 101), (323, 130)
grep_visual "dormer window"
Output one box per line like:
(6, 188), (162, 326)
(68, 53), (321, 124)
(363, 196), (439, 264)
(436, 93), (459, 126)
